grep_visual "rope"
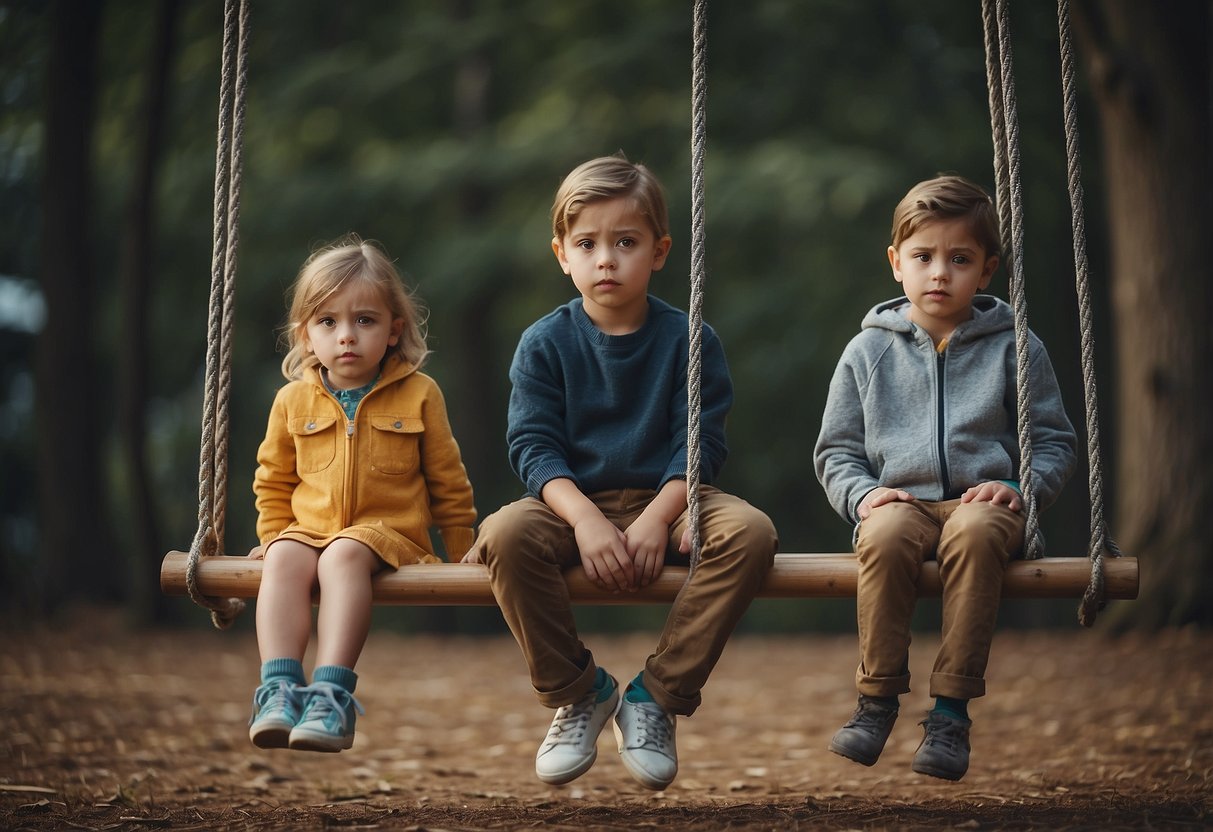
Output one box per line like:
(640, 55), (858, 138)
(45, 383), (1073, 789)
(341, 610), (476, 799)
(981, 1), (1012, 275)
(686, 0), (708, 571)
(186, 0), (249, 629)
(1057, 0), (1120, 626)
(982, 0), (1043, 560)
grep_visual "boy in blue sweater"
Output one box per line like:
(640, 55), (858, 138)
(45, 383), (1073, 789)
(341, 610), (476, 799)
(814, 174), (1076, 781)
(469, 155), (777, 790)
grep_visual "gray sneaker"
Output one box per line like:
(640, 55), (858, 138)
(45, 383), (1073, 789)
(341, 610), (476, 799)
(535, 675), (620, 785)
(829, 695), (899, 766)
(613, 697), (677, 790)
(912, 711), (972, 780)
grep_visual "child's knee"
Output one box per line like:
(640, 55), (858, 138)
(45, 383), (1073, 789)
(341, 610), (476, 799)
(855, 503), (928, 563)
(701, 506), (777, 573)
(317, 539), (379, 576)
(262, 541), (319, 587)
(476, 499), (557, 569)
(739, 510), (779, 565)
(943, 501), (1023, 556)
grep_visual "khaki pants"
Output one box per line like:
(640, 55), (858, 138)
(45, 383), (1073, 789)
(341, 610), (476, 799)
(477, 486), (777, 716)
(854, 499), (1025, 700)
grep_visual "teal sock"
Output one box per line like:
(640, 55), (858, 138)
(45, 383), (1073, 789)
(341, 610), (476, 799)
(624, 671), (655, 704)
(313, 664), (358, 694)
(591, 666), (615, 703)
(933, 696), (969, 720)
(261, 658), (305, 686)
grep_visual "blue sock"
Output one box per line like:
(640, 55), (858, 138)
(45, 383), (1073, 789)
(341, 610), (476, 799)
(933, 695), (969, 720)
(261, 658), (305, 686)
(313, 664), (358, 694)
(591, 666), (616, 703)
(624, 671), (655, 704)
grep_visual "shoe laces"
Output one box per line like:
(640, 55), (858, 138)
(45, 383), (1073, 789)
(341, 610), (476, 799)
(251, 679), (299, 717)
(543, 689), (600, 748)
(626, 701), (674, 750)
(920, 712), (969, 751)
(846, 697), (897, 734)
(298, 682), (364, 731)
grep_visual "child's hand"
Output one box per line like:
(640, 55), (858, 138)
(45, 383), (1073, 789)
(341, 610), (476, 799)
(858, 487), (915, 519)
(247, 545), (265, 559)
(623, 515), (669, 588)
(961, 481), (1022, 511)
(461, 546), (482, 564)
(574, 514), (635, 592)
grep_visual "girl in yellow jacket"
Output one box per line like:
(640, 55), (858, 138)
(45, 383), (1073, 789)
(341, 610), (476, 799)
(247, 235), (476, 753)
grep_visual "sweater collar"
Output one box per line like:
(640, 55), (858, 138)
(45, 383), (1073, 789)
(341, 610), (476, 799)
(571, 295), (664, 347)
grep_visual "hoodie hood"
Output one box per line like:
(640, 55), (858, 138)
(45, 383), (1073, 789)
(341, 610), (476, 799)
(861, 294), (1014, 344)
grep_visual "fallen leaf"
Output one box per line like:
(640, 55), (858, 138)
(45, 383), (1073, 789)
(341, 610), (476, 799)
(0, 784), (57, 794)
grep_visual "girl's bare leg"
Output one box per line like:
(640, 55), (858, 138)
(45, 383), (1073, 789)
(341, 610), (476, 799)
(315, 538), (382, 669)
(256, 540), (320, 662)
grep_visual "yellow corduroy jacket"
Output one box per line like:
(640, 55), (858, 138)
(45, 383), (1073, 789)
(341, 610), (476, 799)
(253, 356), (476, 567)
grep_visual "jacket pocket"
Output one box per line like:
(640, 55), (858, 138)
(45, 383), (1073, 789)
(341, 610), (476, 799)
(289, 415), (339, 473)
(368, 415), (424, 474)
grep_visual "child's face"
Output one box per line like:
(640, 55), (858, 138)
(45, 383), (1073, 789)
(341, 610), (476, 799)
(303, 279), (403, 389)
(552, 196), (671, 335)
(888, 217), (998, 344)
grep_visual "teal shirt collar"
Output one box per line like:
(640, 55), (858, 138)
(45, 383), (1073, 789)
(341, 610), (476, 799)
(321, 369), (379, 419)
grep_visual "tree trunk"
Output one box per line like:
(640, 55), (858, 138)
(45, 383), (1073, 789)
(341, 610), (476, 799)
(1075, 0), (1213, 626)
(121, 0), (181, 623)
(36, 0), (115, 611)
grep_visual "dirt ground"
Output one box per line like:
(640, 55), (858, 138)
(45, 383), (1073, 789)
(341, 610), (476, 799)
(1, 610), (1209, 831)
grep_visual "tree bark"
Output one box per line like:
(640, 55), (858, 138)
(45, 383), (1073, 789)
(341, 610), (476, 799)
(36, 0), (115, 611)
(1074, 0), (1213, 626)
(120, 0), (181, 623)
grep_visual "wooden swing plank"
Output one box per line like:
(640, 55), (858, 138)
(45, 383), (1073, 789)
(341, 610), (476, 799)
(160, 551), (1138, 606)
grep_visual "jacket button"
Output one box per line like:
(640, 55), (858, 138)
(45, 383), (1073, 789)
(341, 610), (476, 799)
(394, 421), (402, 429)
(307, 422), (316, 430)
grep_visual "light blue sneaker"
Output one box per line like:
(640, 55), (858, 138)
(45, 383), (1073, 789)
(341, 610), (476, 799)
(249, 679), (303, 749)
(288, 682), (364, 753)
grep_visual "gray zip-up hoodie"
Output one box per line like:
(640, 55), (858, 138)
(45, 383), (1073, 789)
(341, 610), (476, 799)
(814, 294), (1077, 527)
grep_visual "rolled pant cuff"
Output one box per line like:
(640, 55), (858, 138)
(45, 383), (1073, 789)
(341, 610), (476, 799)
(929, 672), (986, 700)
(643, 669), (700, 717)
(856, 671), (911, 699)
(536, 660), (600, 709)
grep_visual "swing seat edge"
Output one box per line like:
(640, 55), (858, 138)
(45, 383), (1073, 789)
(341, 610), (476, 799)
(160, 550), (1139, 605)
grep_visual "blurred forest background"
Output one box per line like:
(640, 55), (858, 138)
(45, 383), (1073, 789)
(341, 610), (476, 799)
(1, 1), (1208, 633)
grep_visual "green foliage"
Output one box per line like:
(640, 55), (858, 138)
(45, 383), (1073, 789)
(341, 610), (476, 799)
(2, 0), (1112, 629)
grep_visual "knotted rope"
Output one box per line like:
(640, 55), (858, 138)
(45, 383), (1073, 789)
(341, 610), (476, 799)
(186, 0), (249, 628)
(982, 0), (1043, 561)
(686, 0), (708, 571)
(1057, 0), (1120, 626)
(983, 0), (1118, 622)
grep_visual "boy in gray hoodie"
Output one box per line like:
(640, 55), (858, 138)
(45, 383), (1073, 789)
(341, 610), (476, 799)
(813, 174), (1076, 781)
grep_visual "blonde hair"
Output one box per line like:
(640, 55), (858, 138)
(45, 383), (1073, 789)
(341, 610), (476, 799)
(891, 174), (1001, 259)
(551, 153), (670, 241)
(279, 234), (429, 380)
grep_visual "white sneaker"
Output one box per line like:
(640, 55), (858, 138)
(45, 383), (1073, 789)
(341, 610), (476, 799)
(614, 696), (678, 790)
(534, 675), (620, 785)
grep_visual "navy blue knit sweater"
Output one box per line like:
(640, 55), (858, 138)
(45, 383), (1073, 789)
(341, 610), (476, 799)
(507, 295), (733, 497)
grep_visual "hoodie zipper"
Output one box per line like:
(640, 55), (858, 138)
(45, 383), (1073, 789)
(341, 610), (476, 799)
(935, 342), (952, 497)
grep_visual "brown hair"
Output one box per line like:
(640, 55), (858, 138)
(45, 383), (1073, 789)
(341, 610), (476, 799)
(551, 153), (670, 241)
(891, 174), (1001, 259)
